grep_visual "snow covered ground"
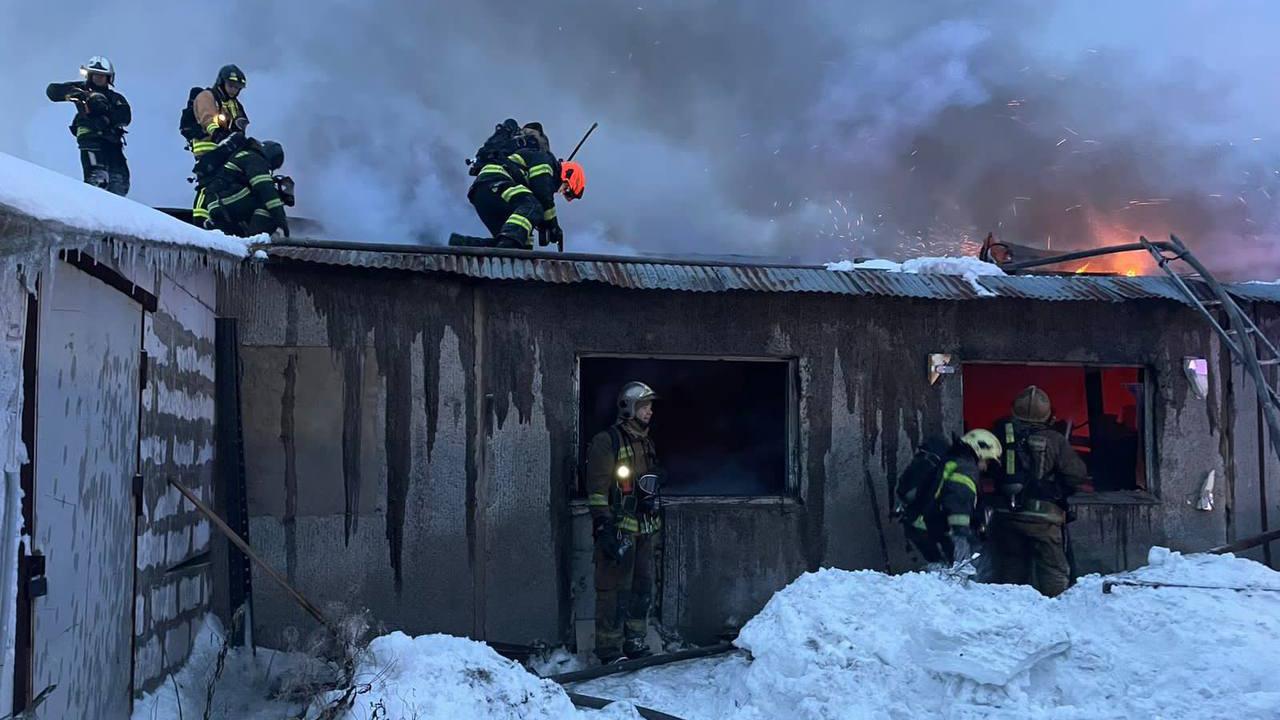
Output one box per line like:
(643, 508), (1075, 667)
(136, 549), (1280, 719)
(132, 618), (639, 719)
(579, 548), (1280, 719)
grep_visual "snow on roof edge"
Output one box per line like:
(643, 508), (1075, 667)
(0, 152), (251, 259)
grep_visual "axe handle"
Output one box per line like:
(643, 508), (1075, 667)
(567, 122), (598, 162)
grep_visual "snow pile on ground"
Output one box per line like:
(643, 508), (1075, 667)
(136, 622), (643, 718)
(0, 151), (250, 257)
(579, 548), (1280, 719)
(331, 632), (580, 719)
(825, 255), (1005, 296)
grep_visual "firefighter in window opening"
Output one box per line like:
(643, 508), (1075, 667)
(893, 430), (1002, 568)
(181, 64), (250, 225)
(46, 56), (132, 196)
(451, 120), (586, 250)
(586, 381), (661, 664)
(988, 385), (1089, 597)
(201, 139), (292, 238)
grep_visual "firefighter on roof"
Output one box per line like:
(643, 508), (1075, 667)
(586, 382), (661, 663)
(452, 121), (586, 250)
(202, 139), (292, 238)
(181, 64), (250, 225)
(46, 56), (132, 196)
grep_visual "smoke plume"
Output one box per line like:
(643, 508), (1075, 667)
(3, 1), (1279, 276)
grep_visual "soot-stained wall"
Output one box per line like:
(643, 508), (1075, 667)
(226, 260), (1264, 650)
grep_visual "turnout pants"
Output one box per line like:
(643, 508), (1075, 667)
(468, 178), (542, 249)
(192, 187), (211, 225)
(80, 145), (130, 197)
(904, 521), (954, 565)
(594, 532), (654, 661)
(990, 514), (1071, 597)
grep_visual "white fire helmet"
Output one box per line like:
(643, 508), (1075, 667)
(617, 381), (658, 421)
(81, 56), (115, 85)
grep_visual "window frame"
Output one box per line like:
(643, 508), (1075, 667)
(573, 352), (802, 501)
(959, 359), (1160, 502)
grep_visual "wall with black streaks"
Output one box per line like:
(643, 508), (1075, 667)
(227, 266), (478, 646)
(227, 260), (1269, 650)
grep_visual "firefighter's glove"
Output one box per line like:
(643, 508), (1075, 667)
(274, 175), (296, 207)
(950, 526), (976, 567)
(233, 116), (250, 132)
(593, 516), (627, 564)
(87, 92), (110, 115)
(545, 219), (564, 248)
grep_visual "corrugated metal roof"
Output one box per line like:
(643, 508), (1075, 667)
(263, 243), (1278, 305)
(976, 275), (1195, 304)
(1223, 282), (1280, 304)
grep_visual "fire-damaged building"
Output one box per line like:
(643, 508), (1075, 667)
(221, 241), (1280, 653)
(0, 161), (246, 719)
(6, 163), (1280, 713)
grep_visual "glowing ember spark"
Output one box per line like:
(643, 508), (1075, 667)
(1125, 269), (1137, 277)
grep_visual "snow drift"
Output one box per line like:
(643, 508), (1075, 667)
(134, 622), (639, 719)
(328, 632), (581, 719)
(138, 549), (1280, 719)
(579, 548), (1280, 719)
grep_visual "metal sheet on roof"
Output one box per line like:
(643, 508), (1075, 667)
(263, 244), (1277, 305)
(1224, 282), (1280, 304)
(976, 275), (1193, 304)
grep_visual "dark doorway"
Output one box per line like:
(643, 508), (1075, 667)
(578, 357), (791, 496)
(13, 291), (37, 713)
(962, 363), (1148, 492)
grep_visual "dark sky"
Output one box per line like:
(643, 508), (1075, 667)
(4, 1), (1280, 276)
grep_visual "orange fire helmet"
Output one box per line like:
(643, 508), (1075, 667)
(560, 161), (585, 201)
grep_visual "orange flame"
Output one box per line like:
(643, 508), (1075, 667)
(1070, 210), (1160, 276)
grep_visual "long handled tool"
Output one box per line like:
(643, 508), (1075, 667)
(1102, 579), (1280, 594)
(168, 476), (339, 636)
(547, 642), (736, 684)
(567, 122), (598, 162)
(542, 122), (598, 253)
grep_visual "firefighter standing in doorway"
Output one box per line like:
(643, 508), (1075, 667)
(586, 382), (661, 663)
(989, 385), (1089, 597)
(46, 56), (131, 196)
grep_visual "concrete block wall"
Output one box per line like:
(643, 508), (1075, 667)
(133, 267), (218, 692)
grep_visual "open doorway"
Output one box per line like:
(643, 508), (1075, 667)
(962, 363), (1149, 493)
(577, 356), (794, 497)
